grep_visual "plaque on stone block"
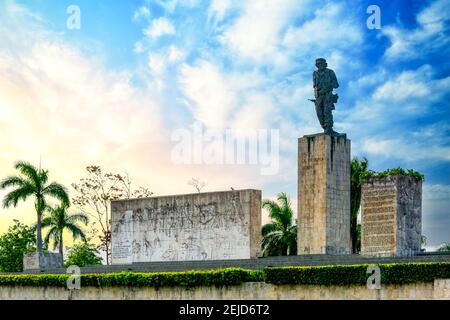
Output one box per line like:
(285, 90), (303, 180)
(111, 189), (261, 264)
(361, 175), (422, 257)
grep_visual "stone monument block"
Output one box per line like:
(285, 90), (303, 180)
(111, 189), (261, 264)
(23, 252), (62, 271)
(297, 133), (351, 255)
(361, 175), (422, 257)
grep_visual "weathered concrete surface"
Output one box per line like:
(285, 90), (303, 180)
(298, 133), (351, 255)
(23, 253), (62, 271)
(111, 190), (261, 264)
(1, 279), (448, 300)
(361, 176), (422, 257)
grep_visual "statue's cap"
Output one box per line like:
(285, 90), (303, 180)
(315, 58), (327, 63)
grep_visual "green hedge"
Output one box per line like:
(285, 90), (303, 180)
(264, 262), (450, 286)
(0, 263), (448, 288)
(0, 268), (264, 289)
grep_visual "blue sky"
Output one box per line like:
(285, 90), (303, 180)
(0, 0), (449, 247)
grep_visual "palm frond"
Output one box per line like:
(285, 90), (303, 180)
(262, 199), (282, 221)
(2, 185), (35, 208)
(66, 224), (87, 242)
(14, 161), (40, 188)
(42, 182), (70, 205)
(43, 226), (59, 249)
(67, 213), (89, 226)
(0, 176), (27, 189)
(38, 169), (49, 187)
(262, 222), (278, 236)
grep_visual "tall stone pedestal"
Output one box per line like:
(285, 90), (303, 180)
(361, 176), (422, 257)
(297, 133), (351, 255)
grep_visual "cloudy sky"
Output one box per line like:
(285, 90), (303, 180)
(0, 0), (449, 248)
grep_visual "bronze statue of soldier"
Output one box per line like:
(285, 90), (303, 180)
(310, 58), (340, 135)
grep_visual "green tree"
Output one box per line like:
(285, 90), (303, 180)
(64, 242), (102, 267)
(38, 203), (88, 265)
(0, 161), (70, 252)
(437, 243), (450, 252)
(351, 157), (369, 253)
(262, 192), (297, 256)
(0, 220), (36, 272)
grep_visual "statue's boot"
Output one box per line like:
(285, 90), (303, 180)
(324, 127), (338, 135)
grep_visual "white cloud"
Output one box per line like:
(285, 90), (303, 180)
(382, 0), (450, 60)
(144, 17), (176, 39)
(423, 184), (450, 201)
(208, 0), (233, 25)
(133, 41), (145, 53)
(362, 138), (450, 162)
(372, 65), (450, 102)
(148, 52), (166, 75)
(133, 6), (150, 21)
(179, 60), (237, 130)
(218, 0), (300, 63)
(282, 3), (362, 51)
(167, 45), (185, 63)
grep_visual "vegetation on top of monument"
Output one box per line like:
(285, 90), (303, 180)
(0, 220), (36, 272)
(34, 203), (89, 265)
(350, 157), (369, 254)
(437, 243), (450, 252)
(349, 159), (424, 254)
(0, 263), (448, 287)
(71, 165), (153, 265)
(0, 161), (70, 253)
(261, 192), (297, 256)
(362, 167), (424, 182)
(64, 242), (102, 268)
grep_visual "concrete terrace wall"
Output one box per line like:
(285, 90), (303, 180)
(1, 279), (449, 300)
(111, 189), (261, 264)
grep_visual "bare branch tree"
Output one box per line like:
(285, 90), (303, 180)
(188, 178), (206, 193)
(71, 165), (153, 264)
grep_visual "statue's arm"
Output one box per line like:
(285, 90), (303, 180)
(313, 72), (318, 98)
(331, 70), (339, 89)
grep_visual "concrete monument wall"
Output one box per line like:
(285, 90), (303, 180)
(2, 279), (449, 300)
(23, 252), (62, 271)
(361, 176), (422, 257)
(111, 189), (261, 264)
(298, 133), (351, 255)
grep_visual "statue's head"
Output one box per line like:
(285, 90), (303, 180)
(315, 58), (327, 70)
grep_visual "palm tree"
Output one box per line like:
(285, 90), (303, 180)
(262, 192), (297, 256)
(351, 157), (370, 253)
(39, 203), (88, 264)
(0, 161), (69, 252)
(437, 243), (450, 252)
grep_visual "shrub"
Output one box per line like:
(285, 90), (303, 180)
(64, 243), (102, 268)
(0, 263), (448, 288)
(264, 262), (450, 285)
